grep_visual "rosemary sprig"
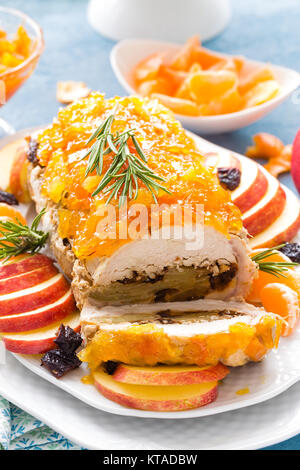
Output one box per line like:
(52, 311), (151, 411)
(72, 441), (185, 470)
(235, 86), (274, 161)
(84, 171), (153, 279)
(0, 209), (49, 262)
(82, 114), (171, 206)
(252, 244), (298, 277)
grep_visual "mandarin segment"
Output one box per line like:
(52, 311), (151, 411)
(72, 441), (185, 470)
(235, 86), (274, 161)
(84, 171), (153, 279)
(159, 65), (188, 90)
(192, 48), (225, 70)
(150, 93), (201, 116)
(0, 203), (27, 225)
(188, 70), (237, 104)
(260, 283), (299, 336)
(244, 80), (280, 108)
(207, 86), (245, 115)
(138, 78), (173, 97)
(238, 66), (275, 95)
(134, 53), (164, 84)
(171, 35), (201, 71)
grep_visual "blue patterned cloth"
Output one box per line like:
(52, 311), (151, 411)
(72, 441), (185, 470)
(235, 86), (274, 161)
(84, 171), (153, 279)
(0, 396), (81, 450)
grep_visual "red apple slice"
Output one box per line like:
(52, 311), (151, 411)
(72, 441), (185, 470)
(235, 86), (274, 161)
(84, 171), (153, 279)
(9, 145), (31, 203)
(0, 289), (75, 332)
(1, 311), (80, 354)
(0, 263), (58, 295)
(0, 273), (69, 316)
(0, 254), (54, 281)
(231, 156), (268, 213)
(202, 140), (268, 214)
(242, 167), (286, 237)
(112, 363), (229, 386)
(94, 368), (218, 411)
(249, 186), (300, 249)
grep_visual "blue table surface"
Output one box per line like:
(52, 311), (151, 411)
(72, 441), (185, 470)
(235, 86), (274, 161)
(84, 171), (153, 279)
(1, 0), (300, 450)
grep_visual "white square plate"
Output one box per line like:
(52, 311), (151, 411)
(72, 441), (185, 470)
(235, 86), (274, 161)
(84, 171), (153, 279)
(1, 352), (300, 450)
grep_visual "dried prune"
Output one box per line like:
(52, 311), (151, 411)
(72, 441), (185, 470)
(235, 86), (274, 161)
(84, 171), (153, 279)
(41, 324), (83, 379)
(41, 349), (81, 378)
(27, 139), (39, 165)
(279, 243), (300, 263)
(54, 324), (82, 355)
(217, 167), (241, 191)
(103, 361), (119, 375)
(0, 190), (18, 205)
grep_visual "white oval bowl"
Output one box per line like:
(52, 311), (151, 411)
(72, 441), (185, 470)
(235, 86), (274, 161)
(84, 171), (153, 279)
(111, 38), (300, 134)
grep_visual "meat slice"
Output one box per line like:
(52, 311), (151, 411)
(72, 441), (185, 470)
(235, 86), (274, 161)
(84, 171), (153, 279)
(28, 164), (256, 307)
(78, 298), (281, 369)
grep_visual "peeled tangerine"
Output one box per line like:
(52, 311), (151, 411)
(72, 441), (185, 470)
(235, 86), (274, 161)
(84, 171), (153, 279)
(133, 36), (280, 116)
(247, 250), (300, 304)
(94, 368), (218, 412)
(260, 283), (299, 336)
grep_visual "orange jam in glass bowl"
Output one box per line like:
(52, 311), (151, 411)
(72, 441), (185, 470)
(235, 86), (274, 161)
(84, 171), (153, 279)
(0, 7), (43, 104)
(36, 93), (242, 259)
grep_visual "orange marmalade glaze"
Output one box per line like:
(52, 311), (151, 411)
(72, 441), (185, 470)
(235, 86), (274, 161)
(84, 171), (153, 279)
(36, 93), (242, 260)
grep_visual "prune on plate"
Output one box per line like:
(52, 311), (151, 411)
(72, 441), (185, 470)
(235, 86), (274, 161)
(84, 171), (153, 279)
(41, 324), (83, 379)
(41, 349), (81, 379)
(217, 167), (241, 191)
(279, 243), (300, 263)
(54, 324), (82, 355)
(0, 190), (18, 205)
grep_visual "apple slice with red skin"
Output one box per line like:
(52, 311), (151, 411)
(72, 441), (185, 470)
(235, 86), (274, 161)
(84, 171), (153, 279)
(94, 368), (218, 411)
(0, 254), (54, 281)
(0, 289), (75, 332)
(231, 155), (268, 213)
(0, 263), (58, 295)
(204, 145), (269, 215)
(291, 129), (300, 194)
(112, 362), (229, 386)
(1, 311), (80, 354)
(249, 185), (300, 249)
(242, 168), (286, 237)
(0, 273), (69, 316)
(9, 145), (31, 203)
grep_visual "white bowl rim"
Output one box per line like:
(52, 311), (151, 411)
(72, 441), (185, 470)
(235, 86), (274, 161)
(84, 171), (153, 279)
(111, 37), (300, 122)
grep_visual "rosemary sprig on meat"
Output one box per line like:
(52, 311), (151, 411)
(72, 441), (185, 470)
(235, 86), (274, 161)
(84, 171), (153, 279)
(252, 244), (298, 277)
(82, 113), (171, 206)
(0, 209), (49, 262)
